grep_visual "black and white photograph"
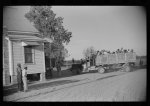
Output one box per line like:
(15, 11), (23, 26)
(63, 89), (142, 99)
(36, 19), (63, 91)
(3, 6), (146, 102)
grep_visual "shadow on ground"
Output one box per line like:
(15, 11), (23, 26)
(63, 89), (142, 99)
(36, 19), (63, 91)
(28, 79), (80, 91)
(3, 79), (80, 96)
(96, 75), (118, 81)
(3, 88), (19, 97)
(3, 68), (79, 96)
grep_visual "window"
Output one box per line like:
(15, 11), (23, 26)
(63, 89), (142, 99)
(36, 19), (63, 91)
(24, 46), (34, 63)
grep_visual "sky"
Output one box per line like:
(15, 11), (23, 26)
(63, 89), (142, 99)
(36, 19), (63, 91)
(3, 6), (146, 60)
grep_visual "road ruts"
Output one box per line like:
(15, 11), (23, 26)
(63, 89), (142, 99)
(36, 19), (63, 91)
(17, 69), (146, 101)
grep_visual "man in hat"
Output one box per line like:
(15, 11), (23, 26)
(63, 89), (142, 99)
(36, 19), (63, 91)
(22, 65), (28, 92)
(16, 63), (23, 92)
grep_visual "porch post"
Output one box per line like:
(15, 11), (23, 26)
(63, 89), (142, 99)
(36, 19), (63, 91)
(8, 39), (14, 84)
(40, 43), (46, 81)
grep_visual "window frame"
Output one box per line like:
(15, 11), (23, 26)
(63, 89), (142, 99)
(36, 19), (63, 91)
(24, 46), (35, 64)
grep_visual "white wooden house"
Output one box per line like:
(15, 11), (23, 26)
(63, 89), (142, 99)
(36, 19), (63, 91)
(3, 29), (52, 85)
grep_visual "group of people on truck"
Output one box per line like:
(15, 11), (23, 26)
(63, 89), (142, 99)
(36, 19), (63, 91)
(96, 48), (134, 55)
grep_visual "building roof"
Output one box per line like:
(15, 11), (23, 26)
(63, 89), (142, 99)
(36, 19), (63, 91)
(6, 30), (52, 43)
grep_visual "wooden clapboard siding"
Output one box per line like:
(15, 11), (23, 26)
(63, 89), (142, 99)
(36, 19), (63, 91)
(12, 41), (45, 84)
(12, 41), (24, 83)
(3, 29), (48, 85)
(26, 43), (45, 74)
(3, 38), (10, 85)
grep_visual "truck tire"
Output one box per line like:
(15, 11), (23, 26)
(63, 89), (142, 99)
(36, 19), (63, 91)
(124, 65), (130, 72)
(98, 67), (105, 73)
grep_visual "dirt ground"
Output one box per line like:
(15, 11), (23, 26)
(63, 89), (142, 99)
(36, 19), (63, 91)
(16, 68), (146, 101)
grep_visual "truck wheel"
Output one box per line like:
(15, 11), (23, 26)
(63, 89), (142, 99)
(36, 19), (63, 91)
(124, 65), (130, 72)
(98, 67), (105, 73)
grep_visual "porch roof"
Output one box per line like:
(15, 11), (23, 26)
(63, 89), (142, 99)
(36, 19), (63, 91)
(7, 30), (52, 43)
(22, 41), (40, 46)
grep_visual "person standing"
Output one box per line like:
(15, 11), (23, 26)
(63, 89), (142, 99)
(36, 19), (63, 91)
(16, 63), (23, 92)
(82, 60), (86, 72)
(72, 58), (75, 64)
(22, 65), (28, 92)
(87, 57), (90, 68)
(56, 61), (61, 77)
(80, 59), (84, 65)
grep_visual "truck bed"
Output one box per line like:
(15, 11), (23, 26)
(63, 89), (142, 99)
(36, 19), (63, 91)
(96, 53), (136, 66)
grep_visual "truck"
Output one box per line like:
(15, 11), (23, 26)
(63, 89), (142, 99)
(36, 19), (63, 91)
(93, 52), (136, 73)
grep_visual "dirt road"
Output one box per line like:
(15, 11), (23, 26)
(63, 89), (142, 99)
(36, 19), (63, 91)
(17, 69), (146, 101)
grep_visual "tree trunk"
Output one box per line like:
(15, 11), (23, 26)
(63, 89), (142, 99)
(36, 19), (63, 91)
(49, 43), (52, 68)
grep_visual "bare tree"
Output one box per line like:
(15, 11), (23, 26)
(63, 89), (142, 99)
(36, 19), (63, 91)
(83, 46), (96, 59)
(83, 46), (97, 66)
